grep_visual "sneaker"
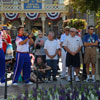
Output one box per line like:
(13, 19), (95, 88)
(0, 83), (5, 87)
(26, 82), (33, 85)
(75, 77), (80, 82)
(61, 76), (66, 79)
(12, 83), (18, 86)
(53, 77), (57, 81)
(45, 78), (51, 83)
(92, 79), (96, 83)
(85, 78), (89, 82)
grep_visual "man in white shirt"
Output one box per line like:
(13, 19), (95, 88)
(60, 26), (70, 78)
(44, 31), (60, 81)
(0, 27), (5, 86)
(63, 28), (83, 82)
(13, 26), (33, 85)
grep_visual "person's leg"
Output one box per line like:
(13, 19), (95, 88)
(23, 53), (31, 83)
(84, 48), (91, 81)
(52, 60), (58, 80)
(61, 49), (67, 77)
(13, 53), (24, 83)
(91, 63), (95, 81)
(86, 63), (90, 80)
(46, 60), (51, 80)
(91, 48), (96, 81)
(0, 49), (5, 83)
(42, 55), (46, 64)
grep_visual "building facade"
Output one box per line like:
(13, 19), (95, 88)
(0, 0), (67, 36)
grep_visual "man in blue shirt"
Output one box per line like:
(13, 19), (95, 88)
(83, 25), (98, 82)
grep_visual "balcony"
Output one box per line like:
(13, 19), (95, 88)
(0, 0), (66, 12)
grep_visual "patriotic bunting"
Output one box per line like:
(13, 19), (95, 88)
(25, 13), (39, 20)
(46, 12), (61, 20)
(4, 13), (19, 20)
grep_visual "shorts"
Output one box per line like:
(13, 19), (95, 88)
(84, 47), (96, 64)
(66, 53), (80, 68)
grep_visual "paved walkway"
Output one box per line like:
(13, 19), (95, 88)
(0, 77), (100, 99)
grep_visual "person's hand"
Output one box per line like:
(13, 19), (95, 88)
(28, 34), (33, 38)
(41, 69), (45, 73)
(39, 40), (44, 46)
(49, 55), (55, 59)
(3, 39), (8, 44)
(24, 32), (29, 37)
(70, 52), (76, 56)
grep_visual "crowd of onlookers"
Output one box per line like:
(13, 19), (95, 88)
(0, 24), (100, 86)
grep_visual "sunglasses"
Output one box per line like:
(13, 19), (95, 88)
(70, 31), (75, 32)
(38, 34), (42, 35)
(90, 29), (94, 30)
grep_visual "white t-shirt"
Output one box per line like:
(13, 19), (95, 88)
(63, 35), (83, 52)
(0, 31), (3, 48)
(44, 39), (60, 60)
(60, 33), (68, 43)
(16, 36), (29, 52)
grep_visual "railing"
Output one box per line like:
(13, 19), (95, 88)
(0, 2), (66, 11)
(2, 5), (21, 10)
(44, 4), (65, 10)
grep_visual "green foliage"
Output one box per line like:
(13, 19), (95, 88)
(63, 19), (87, 29)
(70, 0), (100, 13)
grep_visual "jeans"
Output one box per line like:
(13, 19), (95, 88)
(46, 60), (58, 78)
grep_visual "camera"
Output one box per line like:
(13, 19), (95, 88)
(36, 40), (41, 49)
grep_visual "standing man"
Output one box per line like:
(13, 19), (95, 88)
(13, 26), (33, 85)
(60, 26), (70, 78)
(83, 25), (98, 82)
(44, 31), (60, 81)
(35, 30), (47, 63)
(63, 28), (83, 82)
(0, 25), (5, 86)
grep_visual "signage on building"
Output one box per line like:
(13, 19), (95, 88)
(24, 0), (42, 9)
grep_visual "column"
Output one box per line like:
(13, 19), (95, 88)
(41, 16), (46, 34)
(62, 15), (66, 22)
(21, 0), (24, 10)
(95, 52), (100, 80)
(42, 0), (45, 10)
(1, 14), (5, 24)
(21, 17), (25, 26)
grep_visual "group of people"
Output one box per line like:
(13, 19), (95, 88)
(60, 25), (98, 82)
(0, 24), (99, 86)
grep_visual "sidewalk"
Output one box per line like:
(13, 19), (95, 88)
(0, 77), (100, 99)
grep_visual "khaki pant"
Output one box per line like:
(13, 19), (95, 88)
(84, 47), (96, 64)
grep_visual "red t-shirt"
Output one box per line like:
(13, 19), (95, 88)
(2, 34), (11, 53)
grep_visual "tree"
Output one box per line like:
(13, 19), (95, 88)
(70, 0), (100, 13)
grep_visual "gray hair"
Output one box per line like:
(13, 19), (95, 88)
(48, 31), (55, 37)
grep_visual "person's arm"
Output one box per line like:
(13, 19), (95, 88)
(44, 65), (51, 71)
(64, 46), (72, 54)
(19, 38), (29, 45)
(44, 49), (51, 58)
(29, 34), (34, 45)
(75, 46), (82, 54)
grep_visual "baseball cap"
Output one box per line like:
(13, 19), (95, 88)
(70, 28), (77, 32)
(64, 26), (70, 29)
(3, 26), (8, 30)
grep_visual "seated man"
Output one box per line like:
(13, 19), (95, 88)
(31, 56), (51, 82)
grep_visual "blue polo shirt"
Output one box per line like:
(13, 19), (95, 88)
(83, 33), (98, 43)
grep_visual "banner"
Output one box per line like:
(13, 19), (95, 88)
(24, 0), (42, 9)
(25, 13), (39, 20)
(46, 12), (61, 20)
(4, 13), (19, 20)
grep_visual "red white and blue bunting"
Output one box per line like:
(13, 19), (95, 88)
(46, 12), (61, 20)
(4, 13), (19, 20)
(25, 13), (39, 20)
